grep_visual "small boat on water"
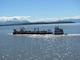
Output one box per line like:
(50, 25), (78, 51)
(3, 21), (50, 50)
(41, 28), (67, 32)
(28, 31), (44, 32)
(13, 26), (64, 35)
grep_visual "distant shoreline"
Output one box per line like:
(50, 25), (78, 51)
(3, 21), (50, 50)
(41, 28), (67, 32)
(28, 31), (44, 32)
(0, 21), (75, 26)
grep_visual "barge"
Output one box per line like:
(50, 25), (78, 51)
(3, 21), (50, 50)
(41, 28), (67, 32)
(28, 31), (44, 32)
(13, 26), (64, 35)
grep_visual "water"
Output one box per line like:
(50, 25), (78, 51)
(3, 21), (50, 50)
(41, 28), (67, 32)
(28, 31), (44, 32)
(0, 23), (80, 60)
(0, 23), (80, 34)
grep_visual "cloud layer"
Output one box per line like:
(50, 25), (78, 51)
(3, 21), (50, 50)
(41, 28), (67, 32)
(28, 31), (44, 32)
(36, 16), (80, 22)
(0, 16), (31, 22)
(0, 16), (80, 22)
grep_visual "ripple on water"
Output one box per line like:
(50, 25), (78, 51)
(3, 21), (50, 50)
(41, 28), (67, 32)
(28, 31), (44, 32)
(0, 34), (80, 60)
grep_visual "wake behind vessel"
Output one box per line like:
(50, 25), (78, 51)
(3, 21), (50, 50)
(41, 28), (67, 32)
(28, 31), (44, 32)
(13, 26), (64, 35)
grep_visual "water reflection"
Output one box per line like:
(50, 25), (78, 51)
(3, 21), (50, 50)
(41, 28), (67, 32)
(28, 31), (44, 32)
(0, 35), (80, 60)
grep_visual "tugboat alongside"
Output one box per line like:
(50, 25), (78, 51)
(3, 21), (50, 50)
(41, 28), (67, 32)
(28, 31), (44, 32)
(13, 26), (64, 35)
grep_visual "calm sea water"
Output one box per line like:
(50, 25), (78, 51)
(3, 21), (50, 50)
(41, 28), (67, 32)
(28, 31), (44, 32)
(0, 23), (80, 60)
(0, 23), (80, 34)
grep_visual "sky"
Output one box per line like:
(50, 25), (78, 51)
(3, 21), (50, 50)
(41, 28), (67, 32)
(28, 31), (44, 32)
(0, 0), (80, 22)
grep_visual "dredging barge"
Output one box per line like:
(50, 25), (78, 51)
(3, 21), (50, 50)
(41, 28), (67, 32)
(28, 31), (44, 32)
(13, 26), (64, 35)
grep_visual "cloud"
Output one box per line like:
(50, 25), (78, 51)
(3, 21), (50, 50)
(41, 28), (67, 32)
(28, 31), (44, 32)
(0, 16), (31, 22)
(35, 16), (80, 22)
(0, 16), (80, 22)
(37, 18), (60, 22)
(61, 16), (80, 20)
